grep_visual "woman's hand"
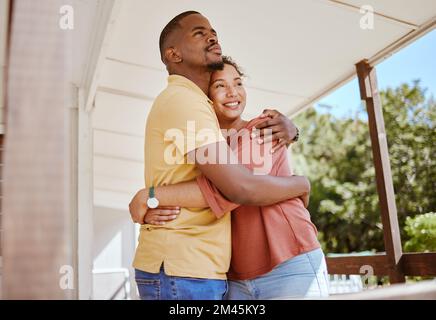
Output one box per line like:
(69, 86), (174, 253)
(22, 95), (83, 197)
(253, 109), (299, 153)
(144, 206), (181, 225)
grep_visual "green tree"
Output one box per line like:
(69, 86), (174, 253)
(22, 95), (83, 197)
(404, 212), (436, 253)
(292, 81), (435, 254)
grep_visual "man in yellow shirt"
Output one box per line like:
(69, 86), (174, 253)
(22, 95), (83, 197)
(133, 11), (301, 300)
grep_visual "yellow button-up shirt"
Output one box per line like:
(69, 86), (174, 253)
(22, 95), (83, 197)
(133, 75), (231, 279)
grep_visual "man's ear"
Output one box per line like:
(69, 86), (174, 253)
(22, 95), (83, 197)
(164, 47), (182, 64)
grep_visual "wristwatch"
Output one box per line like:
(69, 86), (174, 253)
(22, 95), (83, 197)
(146, 186), (159, 209)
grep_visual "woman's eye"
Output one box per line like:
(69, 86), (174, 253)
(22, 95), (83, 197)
(215, 84), (224, 88)
(237, 82), (243, 86)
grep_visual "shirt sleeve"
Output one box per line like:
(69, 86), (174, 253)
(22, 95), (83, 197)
(274, 146), (293, 176)
(196, 174), (240, 219)
(162, 93), (226, 156)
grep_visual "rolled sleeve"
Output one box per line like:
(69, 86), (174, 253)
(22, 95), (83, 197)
(196, 175), (240, 219)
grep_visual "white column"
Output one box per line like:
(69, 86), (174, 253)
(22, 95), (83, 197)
(77, 90), (94, 299)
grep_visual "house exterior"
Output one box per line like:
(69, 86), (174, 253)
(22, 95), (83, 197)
(0, 0), (435, 299)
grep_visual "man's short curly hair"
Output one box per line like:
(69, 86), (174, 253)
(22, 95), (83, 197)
(159, 11), (200, 63)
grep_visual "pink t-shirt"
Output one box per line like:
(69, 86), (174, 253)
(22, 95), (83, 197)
(196, 117), (320, 280)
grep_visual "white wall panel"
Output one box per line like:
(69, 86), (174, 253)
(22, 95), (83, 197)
(93, 90), (150, 136)
(94, 129), (143, 162)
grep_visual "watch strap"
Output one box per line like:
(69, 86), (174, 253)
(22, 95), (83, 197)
(149, 186), (155, 199)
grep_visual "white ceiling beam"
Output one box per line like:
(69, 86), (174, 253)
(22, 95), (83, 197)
(81, 0), (123, 112)
(288, 14), (436, 118)
(324, 0), (419, 29)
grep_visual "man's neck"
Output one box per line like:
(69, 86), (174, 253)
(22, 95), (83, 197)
(169, 68), (212, 96)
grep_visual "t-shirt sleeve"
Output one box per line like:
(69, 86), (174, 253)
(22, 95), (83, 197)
(274, 147), (293, 176)
(162, 94), (226, 156)
(196, 174), (240, 219)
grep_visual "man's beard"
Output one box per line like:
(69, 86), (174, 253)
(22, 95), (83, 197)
(207, 61), (224, 71)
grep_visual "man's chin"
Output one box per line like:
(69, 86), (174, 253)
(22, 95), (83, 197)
(207, 61), (224, 71)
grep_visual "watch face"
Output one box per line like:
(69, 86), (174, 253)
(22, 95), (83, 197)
(147, 197), (159, 209)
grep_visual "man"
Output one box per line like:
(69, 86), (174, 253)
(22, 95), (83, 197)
(132, 11), (302, 300)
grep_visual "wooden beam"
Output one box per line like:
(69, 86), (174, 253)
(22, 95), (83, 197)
(326, 253), (436, 276)
(356, 60), (405, 283)
(401, 252), (436, 276)
(326, 254), (389, 276)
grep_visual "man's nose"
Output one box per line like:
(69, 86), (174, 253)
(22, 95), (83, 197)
(207, 33), (218, 44)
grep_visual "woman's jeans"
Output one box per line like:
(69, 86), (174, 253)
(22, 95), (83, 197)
(226, 248), (330, 300)
(135, 266), (227, 300)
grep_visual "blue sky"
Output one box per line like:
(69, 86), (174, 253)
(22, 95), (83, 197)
(315, 29), (436, 119)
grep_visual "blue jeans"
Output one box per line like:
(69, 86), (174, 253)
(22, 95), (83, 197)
(226, 248), (330, 300)
(135, 266), (227, 300)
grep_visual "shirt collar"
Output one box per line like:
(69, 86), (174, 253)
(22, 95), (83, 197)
(167, 74), (213, 105)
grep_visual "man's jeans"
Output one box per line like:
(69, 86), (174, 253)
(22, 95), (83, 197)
(135, 266), (227, 300)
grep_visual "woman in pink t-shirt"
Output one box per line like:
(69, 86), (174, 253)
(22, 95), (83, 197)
(130, 56), (329, 299)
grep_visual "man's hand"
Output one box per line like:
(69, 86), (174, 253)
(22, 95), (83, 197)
(129, 188), (149, 224)
(129, 188), (181, 225)
(144, 206), (181, 225)
(252, 109), (299, 153)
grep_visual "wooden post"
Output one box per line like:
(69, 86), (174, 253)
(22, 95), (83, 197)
(2, 0), (76, 298)
(356, 59), (405, 283)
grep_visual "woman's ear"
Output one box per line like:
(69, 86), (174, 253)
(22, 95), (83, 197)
(164, 47), (182, 64)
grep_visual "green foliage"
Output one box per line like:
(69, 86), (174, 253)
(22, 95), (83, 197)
(404, 212), (436, 252)
(292, 81), (436, 253)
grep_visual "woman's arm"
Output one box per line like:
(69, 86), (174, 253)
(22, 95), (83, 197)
(129, 174), (310, 224)
(193, 141), (311, 206)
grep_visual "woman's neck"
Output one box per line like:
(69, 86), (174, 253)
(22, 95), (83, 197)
(219, 117), (248, 132)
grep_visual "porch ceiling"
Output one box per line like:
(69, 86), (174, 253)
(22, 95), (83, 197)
(92, 0), (436, 207)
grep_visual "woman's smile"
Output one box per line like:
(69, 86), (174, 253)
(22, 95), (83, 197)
(222, 101), (241, 110)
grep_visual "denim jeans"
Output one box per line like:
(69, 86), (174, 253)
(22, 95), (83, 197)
(226, 248), (330, 300)
(135, 266), (227, 300)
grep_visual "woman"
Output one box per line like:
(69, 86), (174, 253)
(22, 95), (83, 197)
(130, 56), (329, 299)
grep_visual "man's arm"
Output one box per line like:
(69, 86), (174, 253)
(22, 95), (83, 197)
(129, 180), (208, 224)
(253, 109), (299, 153)
(129, 169), (310, 224)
